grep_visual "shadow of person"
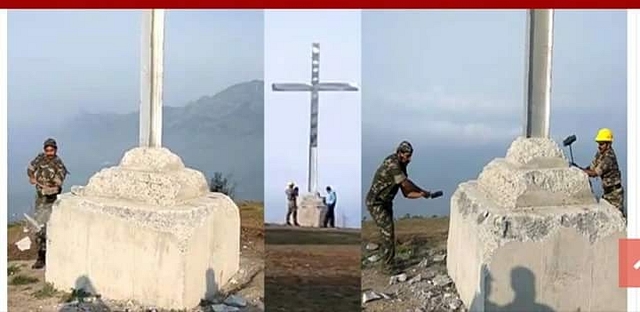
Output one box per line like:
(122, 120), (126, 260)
(204, 268), (218, 302)
(501, 266), (554, 312)
(58, 275), (111, 311)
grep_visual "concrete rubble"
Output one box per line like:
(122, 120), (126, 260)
(447, 137), (626, 311)
(46, 147), (241, 310)
(362, 246), (467, 312)
(296, 193), (327, 227)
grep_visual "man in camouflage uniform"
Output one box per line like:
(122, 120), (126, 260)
(365, 141), (443, 274)
(579, 128), (625, 218)
(285, 182), (300, 226)
(27, 138), (68, 269)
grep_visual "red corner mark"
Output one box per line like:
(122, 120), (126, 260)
(619, 239), (640, 288)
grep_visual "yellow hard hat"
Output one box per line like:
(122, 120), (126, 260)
(594, 128), (613, 142)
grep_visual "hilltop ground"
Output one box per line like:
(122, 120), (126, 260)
(264, 224), (361, 312)
(361, 216), (466, 312)
(7, 201), (265, 312)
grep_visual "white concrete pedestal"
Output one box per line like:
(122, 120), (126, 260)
(297, 193), (327, 227)
(447, 137), (626, 312)
(46, 147), (240, 309)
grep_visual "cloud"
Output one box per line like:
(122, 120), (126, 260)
(368, 86), (519, 118)
(364, 86), (522, 146)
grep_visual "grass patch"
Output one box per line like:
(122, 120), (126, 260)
(266, 228), (360, 245)
(8, 221), (23, 229)
(32, 282), (60, 299)
(9, 274), (39, 285)
(8, 263), (21, 276)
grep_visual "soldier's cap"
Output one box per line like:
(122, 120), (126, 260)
(43, 138), (57, 149)
(396, 141), (413, 154)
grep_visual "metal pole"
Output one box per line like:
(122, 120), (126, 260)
(524, 9), (554, 138)
(139, 9), (166, 148)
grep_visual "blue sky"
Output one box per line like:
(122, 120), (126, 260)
(264, 10), (362, 228)
(361, 10), (627, 218)
(8, 9), (263, 128)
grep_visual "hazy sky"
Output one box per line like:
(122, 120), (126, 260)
(362, 10), (628, 218)
(264, 10), (362, 227)
(8, 9), (263, 129)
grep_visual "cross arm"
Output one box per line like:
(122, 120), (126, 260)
(272, 83), (313, 91)
(316, 82), (359, 91)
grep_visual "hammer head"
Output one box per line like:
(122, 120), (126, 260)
(563, 135), (577, 147)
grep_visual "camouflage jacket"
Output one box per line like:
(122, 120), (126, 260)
(366, 153), (408, 206)
(27, 153), (68, 194)
(589, 147), (622, 189)
(285, 187), (298, 207)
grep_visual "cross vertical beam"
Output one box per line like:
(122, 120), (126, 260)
(524, 9), (554, 138)
(309, 43), (320, 194)
(139, 9), (166, 148)
(272, 43), (359, 194)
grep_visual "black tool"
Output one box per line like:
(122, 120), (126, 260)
(430, 190), (443, 199)
(563, 134), (577, 165)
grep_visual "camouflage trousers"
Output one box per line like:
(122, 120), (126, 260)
(602, 187), (625, 218)
(367, 202), (395, 270)
(286, 205), (298, 224)
(34, 194), (57, 255)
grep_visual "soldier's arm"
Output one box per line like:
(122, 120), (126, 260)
(27, 156), (39, 184)
(589, 154), (614, 178)
(386, 162), (426, 198)
(53, 159), (68, 186)
(400, 179), (429, 199)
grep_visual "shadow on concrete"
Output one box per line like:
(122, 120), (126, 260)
(200, 268), (263, 312)
(470, 265), (555, 312)
(58, 275), (111, 312)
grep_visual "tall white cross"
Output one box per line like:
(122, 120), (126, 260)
(272, 43), (359, 194)
(139, 9), (166, 148)
(524, 9), (555, 138)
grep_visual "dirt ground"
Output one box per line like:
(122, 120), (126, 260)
(361, 216), (454, 312)
(264, 225), (361, 312)
(7, 201), (265, 312)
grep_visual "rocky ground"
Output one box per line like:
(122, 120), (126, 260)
(7, 201), (265, 312)
(361, 216), (467, 312)
(264, 224), (361, 312)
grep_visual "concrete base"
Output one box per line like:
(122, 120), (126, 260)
(296, 193), (327, 227)
(46, 148), (240, 309)
(447, 137), (626, 312)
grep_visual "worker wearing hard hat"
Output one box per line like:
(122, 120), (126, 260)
(580, 128), (625, 218)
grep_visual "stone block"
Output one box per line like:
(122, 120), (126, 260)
(447, 137), (626, 312)
(296, 193), (327, 227)
(46, 147), (240, 309)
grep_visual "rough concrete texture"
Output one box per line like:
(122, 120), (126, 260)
(46, 147), (240, 309)
(296, 193), (327, 227)
(476, 137), (596, 209)
(447, 137), (626, 312)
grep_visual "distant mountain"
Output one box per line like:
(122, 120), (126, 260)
(8, 80), (264, 221)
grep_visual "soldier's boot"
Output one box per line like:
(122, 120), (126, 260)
(32, 250), (46, 269)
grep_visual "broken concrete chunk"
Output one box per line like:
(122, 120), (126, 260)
(367, 254), (380, 263)
(223, 295), (247, 308)
(211, 304), (240, 312)
(15, 236), (31, 251)
(362, 290), (382, 304)
(365, 242), (379, 251)
(432, 274), (453, 287)
(389, 273), (408, 285)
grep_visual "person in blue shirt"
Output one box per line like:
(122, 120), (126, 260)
(323, 186), (337, 228)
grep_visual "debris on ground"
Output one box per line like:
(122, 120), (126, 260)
(361, 241), (467, 312)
